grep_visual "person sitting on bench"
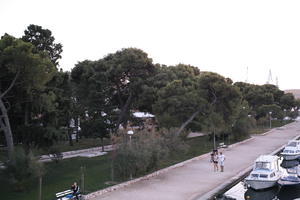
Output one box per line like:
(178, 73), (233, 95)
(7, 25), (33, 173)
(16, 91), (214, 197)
(71, 182), (80, 200)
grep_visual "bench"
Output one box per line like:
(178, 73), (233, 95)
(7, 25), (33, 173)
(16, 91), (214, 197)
(218, 142), (228, 149)
(56, 190), (73, 200)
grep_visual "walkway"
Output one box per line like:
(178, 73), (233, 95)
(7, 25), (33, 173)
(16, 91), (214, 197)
(39, 145), (113, 162)
(89, 121), (300, 200)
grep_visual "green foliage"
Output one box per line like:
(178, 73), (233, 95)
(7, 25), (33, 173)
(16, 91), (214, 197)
(0, 34), (57, 158)
(257, 104), (284, 119)
(0, 34), (55, 93)
(113, 129), (188, 179)
(71, 48), (156, 132)
(15, 125), (60, 151)
(234, 82), (297, 121)
(81, 118), (110, 139)
(232, 108), (256, 141)
(22, 24), (63, 67)
(153, 64), (205, 129)
(4, 147), (44, 192)
(280, 93), (296, 110)
(153, 70), (242, 136)
(198, 72), (242, 134)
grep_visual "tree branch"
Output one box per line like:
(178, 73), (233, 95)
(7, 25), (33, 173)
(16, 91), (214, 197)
(0, 70), (20, 99)
(175, 89), (218, 136)
(0, 115), (6, 131)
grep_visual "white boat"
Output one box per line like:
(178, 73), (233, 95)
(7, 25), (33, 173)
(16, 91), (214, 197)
(245, 155), (282, 190)
(278, 165), (300, 186)
(281, 140), (300, 160)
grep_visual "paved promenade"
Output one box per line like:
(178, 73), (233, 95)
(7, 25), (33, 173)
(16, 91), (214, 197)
(91, 121), (300, 200)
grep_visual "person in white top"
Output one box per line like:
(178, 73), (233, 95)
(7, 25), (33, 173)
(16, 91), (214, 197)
(218, 152), (226, 172)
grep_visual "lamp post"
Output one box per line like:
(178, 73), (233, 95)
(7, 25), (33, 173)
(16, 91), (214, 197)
(127, 130), (134, 143)
(127, 130), (134, 179)
(269, 111), (272, 129)
(284, 109), (287, 124)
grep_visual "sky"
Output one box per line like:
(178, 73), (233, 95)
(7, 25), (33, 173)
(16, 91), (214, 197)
(1, 0), (300, 90)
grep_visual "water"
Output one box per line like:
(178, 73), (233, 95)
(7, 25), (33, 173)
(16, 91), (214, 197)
(216, 159), (300, 200)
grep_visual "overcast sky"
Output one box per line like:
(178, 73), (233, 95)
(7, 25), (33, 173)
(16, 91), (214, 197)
(1, 0), (300, 90)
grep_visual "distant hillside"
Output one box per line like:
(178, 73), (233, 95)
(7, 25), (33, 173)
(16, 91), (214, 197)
(285, 89), (300, 99)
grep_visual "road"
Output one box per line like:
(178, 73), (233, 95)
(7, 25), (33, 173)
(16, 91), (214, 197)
(89, 121), (300, 200)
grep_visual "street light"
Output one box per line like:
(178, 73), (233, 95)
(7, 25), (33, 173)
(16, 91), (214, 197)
(127, 130), (134, 143)
(269, 111), (272, 129)
(127, 130), (134, 180)
(284, 109), (287, 123)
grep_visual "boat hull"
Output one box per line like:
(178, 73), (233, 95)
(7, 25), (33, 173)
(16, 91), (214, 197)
(245, 179), (278, 190)
(278, 179), (300, 186)
(281, 154), (300, 161)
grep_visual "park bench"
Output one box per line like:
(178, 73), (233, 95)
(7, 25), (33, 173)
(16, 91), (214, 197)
(55, 189), (73, 200)
(218, 142), (228, 149)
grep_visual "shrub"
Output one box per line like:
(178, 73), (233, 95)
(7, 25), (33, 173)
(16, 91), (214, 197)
(232, 116), (256, 141)
(4, 147), (45, 191)
(113, 129), (188, 180)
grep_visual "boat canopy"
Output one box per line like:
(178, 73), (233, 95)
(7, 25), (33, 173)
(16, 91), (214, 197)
(287, 140), (300, 147)
(255, 155), (278, 163)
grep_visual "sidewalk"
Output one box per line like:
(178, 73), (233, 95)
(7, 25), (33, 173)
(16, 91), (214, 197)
(88, 121), (300, 200)
(39, 145), (113, 162)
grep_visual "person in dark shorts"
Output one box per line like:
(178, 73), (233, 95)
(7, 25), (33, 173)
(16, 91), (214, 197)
(71, 182), (80, 200)
(210, 149), (219, 172)
(213, 151), (219, 172)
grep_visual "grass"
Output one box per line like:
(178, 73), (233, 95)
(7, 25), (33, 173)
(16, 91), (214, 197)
(0, 155), (111, 200)
(250, 120), (293, 135)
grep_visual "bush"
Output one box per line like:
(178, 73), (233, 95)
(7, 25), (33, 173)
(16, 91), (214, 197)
(158, 128), (189, 156)
(232, 116), (256, 141)
(113, 129), (188, 180)
(4, 147), (44, 191)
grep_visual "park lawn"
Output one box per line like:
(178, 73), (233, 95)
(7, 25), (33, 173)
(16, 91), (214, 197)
(0, 155), (112, 200)
(250, 120), (293, 135)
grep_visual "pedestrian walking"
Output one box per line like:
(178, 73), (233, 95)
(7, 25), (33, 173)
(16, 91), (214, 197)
(218, 152), (226, 172)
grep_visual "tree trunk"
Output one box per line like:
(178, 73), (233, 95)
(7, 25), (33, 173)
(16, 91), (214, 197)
(76, 117), (79, 142)
(67, 127), (73, 146)
(0, 98), (14, 162)
(175, 109), (201, 136)
(101, 137), (104, 152)
(115, 92), (133, 134)
(0, 71), (19, 163)
(175, 90), (217, 137)
(110, 131), (115, 182)
(80, 166), (85, 194)
(38, 176), (42, 200)
(24, 102), (29, 126)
